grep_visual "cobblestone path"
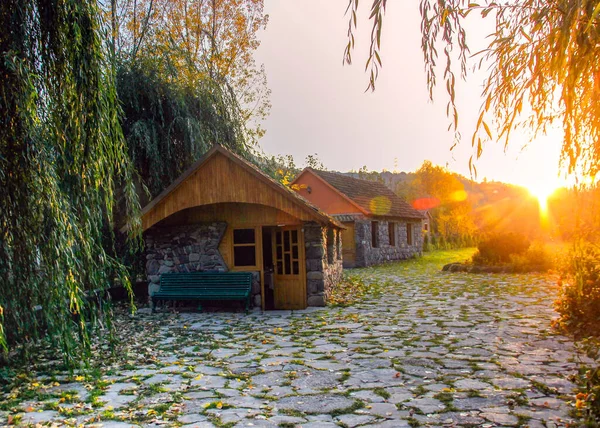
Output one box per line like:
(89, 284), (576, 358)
(2, 251), (584, 427)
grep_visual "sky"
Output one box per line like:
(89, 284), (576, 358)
(253, 0), (568, 193)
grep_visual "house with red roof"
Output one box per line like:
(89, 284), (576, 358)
(292, 169), (425, 267)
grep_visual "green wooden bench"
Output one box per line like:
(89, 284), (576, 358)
(151, 272), (253, 313)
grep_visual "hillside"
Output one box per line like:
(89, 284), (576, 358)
(343, 169), (540, 238)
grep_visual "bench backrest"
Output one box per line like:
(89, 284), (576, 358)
(159, 272), (253, 291)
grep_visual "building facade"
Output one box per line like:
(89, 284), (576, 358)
(140, 147), (343, 309)
(292, 169), (425, 268)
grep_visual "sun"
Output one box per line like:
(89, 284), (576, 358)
(528, 183), (556, 212)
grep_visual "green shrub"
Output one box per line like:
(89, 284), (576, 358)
(554, 243), (600, 334)
(472, 232), (530, 265)
(554, 242), (600, 423)
(509, 241), (552, 270)
(423, 234), (430, 252)
(430, 234), (438, 250)
(571, 338), (600, 424)
(438, 235), (447, 250)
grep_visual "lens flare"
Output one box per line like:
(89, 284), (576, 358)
(412, 197), (440, 210)
(369, 196), (392, 215)
(450, 190), (468, 202)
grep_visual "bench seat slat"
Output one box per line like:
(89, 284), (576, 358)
(152, 272), (253, 314)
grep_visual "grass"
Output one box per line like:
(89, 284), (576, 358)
(279, 409), (304, 418)
(153, 403), (172, 414)
(515, 413), (532, 426)
(531, 379), (558, 396)
(373, 387), (391, 400)
(466, 389), (484, 398)
(329, 400), (364, 417)
(339, 370), (351, 382)
(413, 385), (427, 397)
(406, 417), (421, 427)
(507, 391), (529, 406)
(433, 391), (454, 404)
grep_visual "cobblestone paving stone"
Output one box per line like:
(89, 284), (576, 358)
(1, 250), (587, 427)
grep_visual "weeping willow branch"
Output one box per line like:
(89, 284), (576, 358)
(345, 0), (600, 179)
(0, 0), (140, 366)
(117, 59), (252, 198)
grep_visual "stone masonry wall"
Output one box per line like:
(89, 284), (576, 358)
(354, 219), (422, 267)
(304, 222), (343, 306)
(324, 227), (344, 304)
(144, 222), (261, 307)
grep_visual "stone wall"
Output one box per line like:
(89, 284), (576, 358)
(304, 222), (343, 306)
(354, 219), (422, 267)
(144, 222), (261, 307)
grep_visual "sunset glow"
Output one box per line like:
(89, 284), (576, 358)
(528, 182), (558, 212)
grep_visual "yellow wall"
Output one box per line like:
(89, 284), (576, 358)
(159, 202), (303, 270)
(142, 152), (323, 230)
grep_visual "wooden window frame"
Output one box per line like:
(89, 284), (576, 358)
(406, 223), (413, 246)
(232, 227), (258, 268)
(275, 228), (301, 276)
(388, 222), (396, 246)
(371, 221), (379, 248)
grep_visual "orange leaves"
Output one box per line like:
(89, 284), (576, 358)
(327, 276), (376, 307)
(574, 393), (588, 410)
(116, 0), (268, 95)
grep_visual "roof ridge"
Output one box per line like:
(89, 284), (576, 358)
(138, 146), (345, 231)
(306, 168), (424, 220)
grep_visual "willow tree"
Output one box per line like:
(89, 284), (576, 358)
(345, 0), (600, 178)
(101, 0), (269, 198)
(0, 0), (140, 365)
(118, 60), (252, 198)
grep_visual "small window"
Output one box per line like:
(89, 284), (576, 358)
(424, 223), (428, 231)
(233, 228), (256, 267)
(406, 223), (413, 246)
(371, 221), (379, 248)
(388, 222), (396, 246)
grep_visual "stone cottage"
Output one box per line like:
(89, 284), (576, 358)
(141, 146), (344, 310)
(292, 169), (425, 268)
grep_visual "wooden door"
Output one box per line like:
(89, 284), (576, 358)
(341, 222), (356, 266)
(272, 227), (306, 309)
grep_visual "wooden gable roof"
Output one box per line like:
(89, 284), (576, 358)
(140, 146), (343, 231)
(293, 168), (425, 220)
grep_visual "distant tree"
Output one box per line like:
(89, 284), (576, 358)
(305, 153), (326, 170)
(102, 0), (270, 199)
(409, 161), (476, 243)
(344, 0), (600, 178)
(107, 0), (270, 145)
(355, 165), (384, 182)
(548, 186), (600, 241)
(0, 0), (140, 364)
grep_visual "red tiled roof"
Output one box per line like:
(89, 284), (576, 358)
(307, 169), (425, 220)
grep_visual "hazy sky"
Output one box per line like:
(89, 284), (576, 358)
(253, 1), (565, 192)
